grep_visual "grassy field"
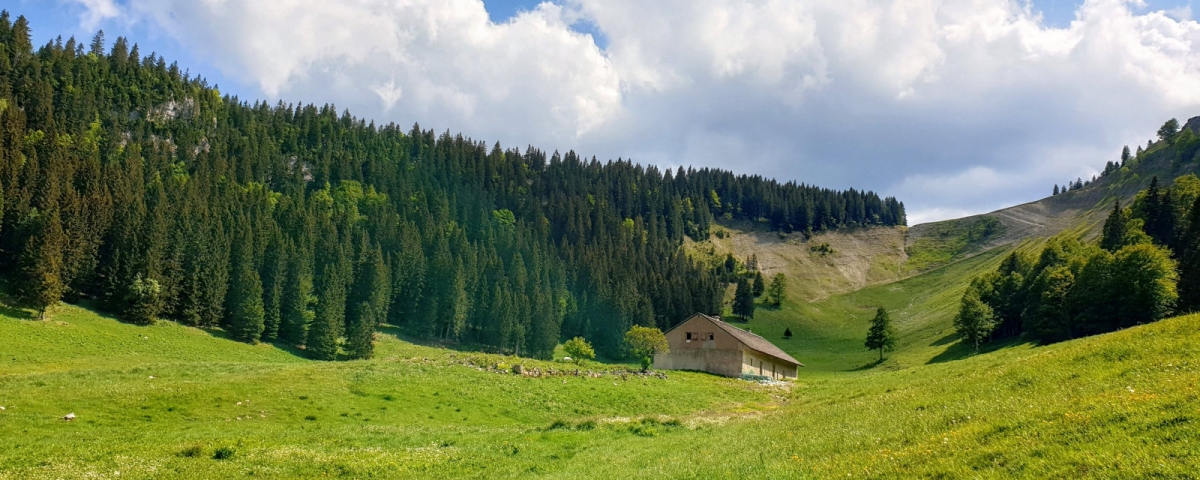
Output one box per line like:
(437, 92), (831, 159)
(4, 268), (1199, 477)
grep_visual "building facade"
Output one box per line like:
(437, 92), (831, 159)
(653, 313), (802, 380)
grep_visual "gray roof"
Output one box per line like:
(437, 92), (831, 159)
(676, 313), (804, 367)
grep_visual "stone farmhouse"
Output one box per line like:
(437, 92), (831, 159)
(653, 313), (802, 380)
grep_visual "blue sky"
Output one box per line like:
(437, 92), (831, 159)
(5, 0), (1200, 223)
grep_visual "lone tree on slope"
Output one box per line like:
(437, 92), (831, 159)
(864, 306), (897, 362)
(733, 277), (755, 320)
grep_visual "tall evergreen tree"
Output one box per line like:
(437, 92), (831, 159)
(279, 244), (314, 346)
(1121, 145), (1131, 166)
(1100, 199), (1129, 253)
(259, 231), (286, 342)
(864, 306), (896, 361)
(752, 271), (765, 297)
(19, 210), (66, 320)
(227, 236), (266, 343)
(732, 277), (755, 319)
(124, 273), (161, 326)
(345, 301), (375, 360)
(308, 263), (345, 360)
(766, 273), (787, 306)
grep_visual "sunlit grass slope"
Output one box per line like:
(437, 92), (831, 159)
(733, 243), (1017, 373)
(0, 303), (772, 479)
(3, 301), (1198, 478)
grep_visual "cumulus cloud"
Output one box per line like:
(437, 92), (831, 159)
(70, 0), (1200, 224)
(73, 0), (121, 29)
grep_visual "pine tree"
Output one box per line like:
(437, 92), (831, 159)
(732, 277), (755, 320)
(766, 273), (787, 306)
(279, 246), (314, 346)
(1053, 184), (1059, 196)
(1100, 199), (1129, 253)
(752, 271), (765, 297)
(308, 263), (345, 360)
(20, 210), (66, 320)
(345, 239), (388, 359)
(260, 231), (286, 342)
(227, 238), (266, 343)
(345, 301), (375, 359)
(864, 306), (896, 362)
(783, 327), (792, 339)
(1121, 145), (1131, 166)
(124, 273), (161, 326)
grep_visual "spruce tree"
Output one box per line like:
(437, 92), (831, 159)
(1121, 145), (1131, 166)
(279, 246), (314, 346)
(864, 306), (897, 361)
(1100, 199), (1129, 252)
(259, 232), (286, 342)
(124, 273), (161, 326)
(752, 271), (765, 297)
(1053, 184), (1059, 196)
(732, 277), (755, 319)
(345, 301), (375, 359)
(308, 263), (345, 360)
(766, 273), (787, 306)
(227, 239), (266, 343)
(20, 210), (66, 320)
(345, 240), (387, 359)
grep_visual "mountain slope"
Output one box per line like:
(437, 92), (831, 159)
(907, 118), (1200, 272)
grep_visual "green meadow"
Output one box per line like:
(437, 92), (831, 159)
(3, 246), (1198, 478)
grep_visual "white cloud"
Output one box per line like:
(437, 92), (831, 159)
(72, 0), (121, 29)
(69, 0), (1200, 224)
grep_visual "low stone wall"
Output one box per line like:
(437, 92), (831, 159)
(653, 349), (743, 377)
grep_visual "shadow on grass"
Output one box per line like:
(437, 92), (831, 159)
(930, 332), (959, 346)
(376, 324), (510, 356)
(851, 358), (886, 371)
(926, 337), (1030, 365)
(0, 302), (34, 320)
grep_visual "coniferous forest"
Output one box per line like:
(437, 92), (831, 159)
(0, 14), (905, 359)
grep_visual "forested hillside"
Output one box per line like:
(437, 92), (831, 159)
(0, 13), (904, 359)
(956, 175), (1200, 349)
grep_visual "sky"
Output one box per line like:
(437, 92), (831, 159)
(8, 0), (1200, 224)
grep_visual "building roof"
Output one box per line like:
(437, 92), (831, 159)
(673, 313), (804, 367)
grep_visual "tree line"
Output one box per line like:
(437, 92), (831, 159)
(957, 174), (1200, 349)
(0, 14), (904, 360)
(1052, 117), (1200, 197)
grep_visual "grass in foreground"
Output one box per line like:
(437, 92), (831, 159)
(2, 298), (1198, 477)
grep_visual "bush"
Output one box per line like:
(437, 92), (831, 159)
(178, 445), (204, 458)
(212, 446), (235, 460)
(562, 337), (595, 364)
